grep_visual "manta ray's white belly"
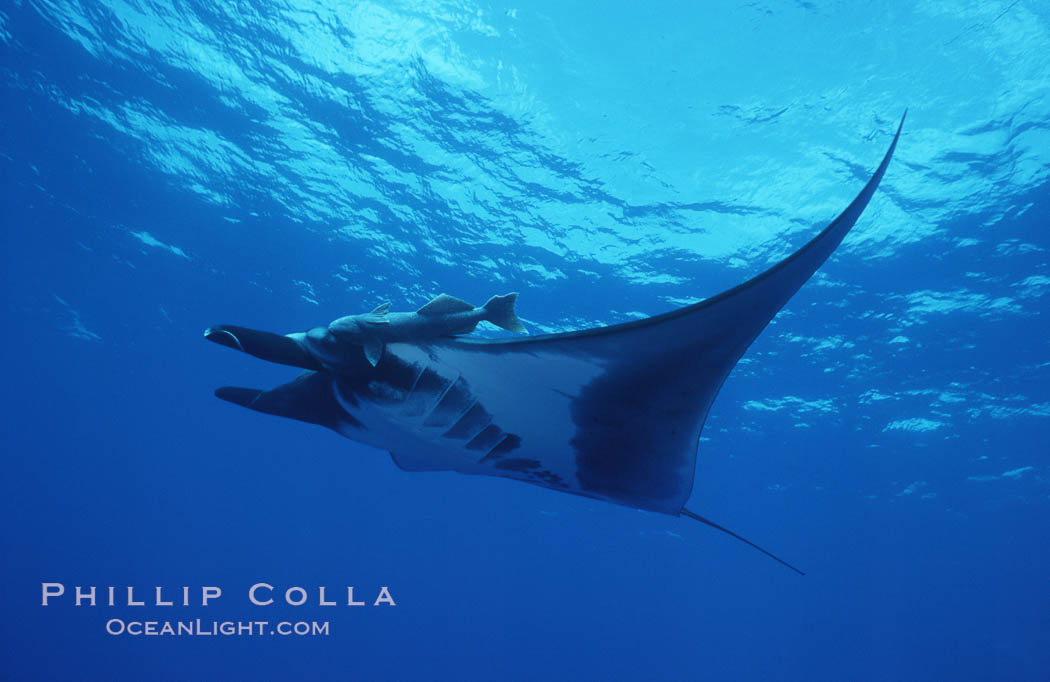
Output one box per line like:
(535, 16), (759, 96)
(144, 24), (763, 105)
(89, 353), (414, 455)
(329, 342), (604, 492)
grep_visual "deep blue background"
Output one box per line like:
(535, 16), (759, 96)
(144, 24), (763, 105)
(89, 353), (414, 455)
(2, 1), (1049, 680)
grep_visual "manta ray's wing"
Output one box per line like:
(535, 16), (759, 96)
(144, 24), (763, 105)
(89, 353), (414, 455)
(370, 114), (903, 513)
(208, 114), (903, 520)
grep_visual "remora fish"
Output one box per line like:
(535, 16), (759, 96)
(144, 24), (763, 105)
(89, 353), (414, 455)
(295, 293), (527, 367)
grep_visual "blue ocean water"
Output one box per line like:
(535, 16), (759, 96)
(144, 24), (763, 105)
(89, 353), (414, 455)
(2, 0), (1049, 680)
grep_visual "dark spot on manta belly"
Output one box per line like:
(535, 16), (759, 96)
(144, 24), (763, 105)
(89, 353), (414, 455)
(570, 354), (699, 509)
(368, 380), (404, 402)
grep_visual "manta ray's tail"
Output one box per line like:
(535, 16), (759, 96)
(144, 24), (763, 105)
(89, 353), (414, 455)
(482, 292), (527, 334)
(681, 507), (805, 576)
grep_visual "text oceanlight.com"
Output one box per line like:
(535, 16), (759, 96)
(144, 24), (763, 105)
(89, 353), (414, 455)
(105, 619), (330, 637)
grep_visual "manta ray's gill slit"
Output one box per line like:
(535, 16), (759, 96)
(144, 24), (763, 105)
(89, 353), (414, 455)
(366, 355), (426, 403)
(378, 355), (426, 396)
(400, 362), (458, 418)
(421, 376), (474, 428)
(465, 424), (505, 452)
(404, 358), (427, 395)
(441, 401), (493, 440)
(478, 434), (522, 463)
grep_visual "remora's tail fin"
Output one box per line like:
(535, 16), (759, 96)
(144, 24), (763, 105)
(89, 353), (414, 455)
(681, 507), (805, 575)
(482, 292), (527, 334)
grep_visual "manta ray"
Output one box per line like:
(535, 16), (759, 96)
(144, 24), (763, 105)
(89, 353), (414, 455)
(206, 114), (905, 574)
